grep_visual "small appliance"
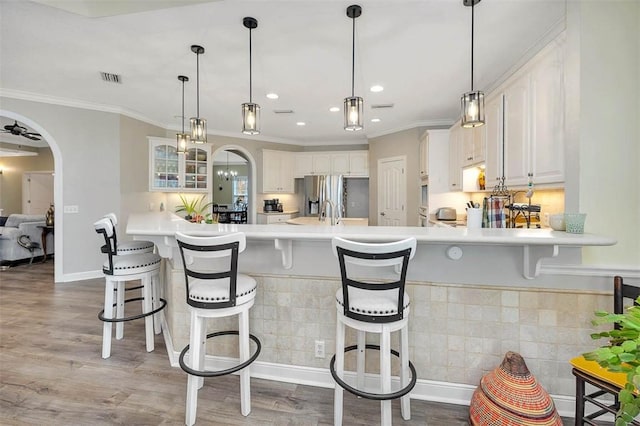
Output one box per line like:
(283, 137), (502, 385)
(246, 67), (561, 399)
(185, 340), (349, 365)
(436, 207), (457, 221)
(263, 199), (279, 212)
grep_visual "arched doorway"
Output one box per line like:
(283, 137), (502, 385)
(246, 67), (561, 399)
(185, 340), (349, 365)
(0, 110), (63, 282)
(210, 145), (257, 224)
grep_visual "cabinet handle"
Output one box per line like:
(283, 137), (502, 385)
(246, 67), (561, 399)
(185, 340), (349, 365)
(467, 156), (473, 161)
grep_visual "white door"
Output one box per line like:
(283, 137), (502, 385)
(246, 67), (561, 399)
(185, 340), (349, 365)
(22, 171), (54, 214)
(377, 156), (406, 226)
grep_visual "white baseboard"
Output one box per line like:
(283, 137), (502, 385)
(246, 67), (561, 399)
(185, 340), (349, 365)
(167, 348), (577, 419)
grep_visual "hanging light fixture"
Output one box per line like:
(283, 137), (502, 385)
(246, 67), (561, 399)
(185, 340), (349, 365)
(176, 75), (190, 154)
(218, 151), (238, 181)
(190, 45), (207, 143)
(242, 17), (260, 135)
(461, 0), (485, 128)
(344, 4), (363, 131)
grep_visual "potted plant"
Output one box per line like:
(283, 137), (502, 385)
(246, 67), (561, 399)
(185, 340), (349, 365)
(175, 194), (213, 223)
(583, 297), (640, 425)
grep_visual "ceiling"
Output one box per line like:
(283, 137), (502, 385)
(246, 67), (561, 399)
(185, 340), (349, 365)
(0, 0), (566, 146)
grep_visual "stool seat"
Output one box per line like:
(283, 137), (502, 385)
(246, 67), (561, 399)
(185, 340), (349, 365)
(102, 252), (161, 276)
(336, 288), (410, 317)
(103, 213), (155, 255)
(189, 274), (256, 305)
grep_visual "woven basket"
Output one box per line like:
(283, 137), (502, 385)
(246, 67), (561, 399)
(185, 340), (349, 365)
(469, 351), (562, 426)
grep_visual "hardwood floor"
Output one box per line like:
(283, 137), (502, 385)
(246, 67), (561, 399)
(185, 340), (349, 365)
(0, 262), (571, 425)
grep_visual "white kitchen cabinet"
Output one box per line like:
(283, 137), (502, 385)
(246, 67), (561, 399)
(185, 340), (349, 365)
(313, 154), (332, 175)
(330, 153), (350, 175)
(262, 149), (294, 193)
(256, 212), (298, 224)
(503, 73), (531, 186)
(461, 125), (485, 167)
(348, 151), (369, 177)
(148, 137), (210, 192)
(419, 131), (429, 182)
(484, 94), (504, 187)
(294, 153), (314, 178)
(448, 125), (462, 191)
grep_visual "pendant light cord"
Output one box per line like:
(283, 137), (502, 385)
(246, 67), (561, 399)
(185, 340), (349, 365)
(181, 80), (185, 133)
(471, 1), (475, 92)
(196, 52), (200, 117)
(351, 14), (356, 97)
(249, 27), (253, 103)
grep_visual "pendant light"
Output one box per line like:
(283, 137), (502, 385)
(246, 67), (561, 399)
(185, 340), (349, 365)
(176, 75), (190, 154)
(217, 151), (238, 181)
(460, 0), (485, 128)
(242, 17), (260, 135)
(344, 4), (363, 132)
(190, 45), (207, 143)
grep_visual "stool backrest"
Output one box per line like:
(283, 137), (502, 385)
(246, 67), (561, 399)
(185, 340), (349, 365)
(103, 213), (119, 252)
(331, 237), (416, 323)
(94, 218), (116, 274)
(614, 276), (640, 330)
(175, 232), (246, 309)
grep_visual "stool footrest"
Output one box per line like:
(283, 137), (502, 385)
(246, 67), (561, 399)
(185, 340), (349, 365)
(98, 297), (167, 323)
(179, 330), (261, 378)
(330, 343), (417, 401)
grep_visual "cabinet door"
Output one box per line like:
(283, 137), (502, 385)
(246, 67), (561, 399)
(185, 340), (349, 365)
(279, 151), (294, 192)
(313, 154), (331, 175)
(294, 153), (314, 178)
(262, 150), (294, 193)
(448, 125), (462, 191)
(349, 152), (369, 177)
(184, 147), (209, 190)
(461, 127), (475, 166)
(150, 142), (180, 191)
(503, 75), (530, 186)
(419, 134), (428, 180)
(473, 125), (486, 164)
(530, 42), (564, 184)
(331, 153), (350, 175)
(484, 94), (503, 186)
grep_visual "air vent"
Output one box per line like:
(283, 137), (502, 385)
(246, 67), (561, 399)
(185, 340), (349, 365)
(100, 72), (122, 84)
(371, 103), (394, 109)
(273, 109), (294, 114)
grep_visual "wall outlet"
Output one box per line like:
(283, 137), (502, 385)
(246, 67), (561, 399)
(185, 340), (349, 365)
(63, 205), (79, 213)
(314, 340), (325, 358)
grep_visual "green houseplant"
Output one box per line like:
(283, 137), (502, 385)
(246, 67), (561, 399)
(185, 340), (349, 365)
(175, 194), (213, 223)
(583, 297), (640, 425)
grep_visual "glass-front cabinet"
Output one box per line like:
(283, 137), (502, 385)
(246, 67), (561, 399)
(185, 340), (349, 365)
(148, 137), (210, 192)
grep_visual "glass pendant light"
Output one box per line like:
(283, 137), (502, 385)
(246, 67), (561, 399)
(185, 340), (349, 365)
(242, 17), (260, 135)
(461, 0), (485, 128)
(190, 45), (208, 143)
(176, 75), (190, 154)
(344, 4), (363, 131)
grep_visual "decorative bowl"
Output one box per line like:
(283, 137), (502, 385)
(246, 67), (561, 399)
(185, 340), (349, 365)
(549, 214), (565, 231)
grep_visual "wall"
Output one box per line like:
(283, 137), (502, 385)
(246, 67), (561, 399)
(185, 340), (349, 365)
(368, 127), (422, 226)
(0, 147), (54, 215)
(574, 1), (639, 268)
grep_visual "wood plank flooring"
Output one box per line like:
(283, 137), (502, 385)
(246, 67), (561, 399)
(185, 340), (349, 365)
(0, 262), (572, 425)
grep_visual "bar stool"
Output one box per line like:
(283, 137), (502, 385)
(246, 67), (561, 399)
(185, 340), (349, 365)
(103, 213), (162, 336)
(103, 213), (155, 255)
(175, 231), (261, 426)
(330, 237), (418, 426)
(94, 218), (166, 359)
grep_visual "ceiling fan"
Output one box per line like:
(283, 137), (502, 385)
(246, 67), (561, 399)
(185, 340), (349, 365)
(1, 121), (41, 140)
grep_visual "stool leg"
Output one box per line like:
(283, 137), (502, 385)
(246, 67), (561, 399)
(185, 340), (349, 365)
(102, 278), (115, 359)
(239, 309), (251, 416)
(115, 281), (125, 340)
(400, 324), (411, 420)
(152, 272), (162, 335)
(357, 330), (366, 390)
(186, 312), (203, 426)
(334, 317), (345, 426)
(197, 319), (205, 390)
(142, 276), (154, 352)
(575, 374), (585, 426)
(380, 326), (392, 426)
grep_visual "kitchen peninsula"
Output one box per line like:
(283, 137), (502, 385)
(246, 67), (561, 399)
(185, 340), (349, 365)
(127, 211), (616, 416)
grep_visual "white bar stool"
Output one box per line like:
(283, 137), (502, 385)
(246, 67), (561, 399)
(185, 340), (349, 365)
(330, 237), (418, 426)
(102, 213), (162, 336)
(94, 218), (166, 359)
(175, 231), (261, 426)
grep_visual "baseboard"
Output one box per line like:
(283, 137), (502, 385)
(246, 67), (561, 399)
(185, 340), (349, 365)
(167, 348), (577, 419)
(61, 269), (102, 282)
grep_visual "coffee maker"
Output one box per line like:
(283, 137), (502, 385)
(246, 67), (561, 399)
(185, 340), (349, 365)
(264, 199), (281, 212)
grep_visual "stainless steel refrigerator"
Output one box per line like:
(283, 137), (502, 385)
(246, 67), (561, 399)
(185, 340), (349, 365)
(303, 175), (345, 218)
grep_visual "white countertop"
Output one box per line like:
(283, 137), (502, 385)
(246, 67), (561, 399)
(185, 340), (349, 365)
(126, 211), (615, 247)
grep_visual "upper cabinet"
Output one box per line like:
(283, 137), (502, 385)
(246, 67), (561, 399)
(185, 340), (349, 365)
(419, 131), (429, 182)
(148, 137), (210, 192)
(262, 149), (294, 193)
(293, 151), (369, 178)
(448, 125), (462, 191)
(461, 125), (485, 167)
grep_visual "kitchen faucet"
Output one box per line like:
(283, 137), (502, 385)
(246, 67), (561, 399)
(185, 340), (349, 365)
(320, 199), (337, 225)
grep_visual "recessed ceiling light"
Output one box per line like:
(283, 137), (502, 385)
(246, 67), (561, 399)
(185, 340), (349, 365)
(371, 118), (381, 123)
(296, 122), (306, 126)
(370, 85), (384, 92)
(329, 106), (340, 112)
(266, 93), (279, 99)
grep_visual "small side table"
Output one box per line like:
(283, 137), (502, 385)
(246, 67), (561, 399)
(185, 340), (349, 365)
(37, 225), (54, 263)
